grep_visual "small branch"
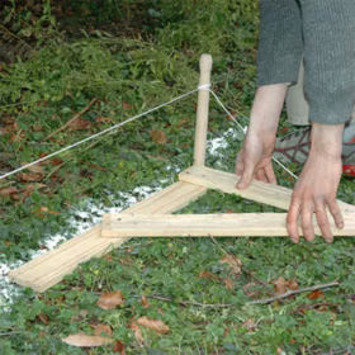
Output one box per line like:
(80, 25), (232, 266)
(146, 295), (234, 308)
(43, 98), (98, 142)
(248, 281), (340, 305)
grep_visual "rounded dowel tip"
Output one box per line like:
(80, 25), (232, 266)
(199, 54), (213, 73)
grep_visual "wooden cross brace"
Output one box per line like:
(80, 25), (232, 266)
(9, 54), (355, 293)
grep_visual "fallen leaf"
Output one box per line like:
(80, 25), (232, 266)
(224, 278), (234, 290)
(0, 187), (18, 197)
(96, 116), (114, 124)
(96, 290), (125, 310)
(287, 279), (299, 290)
(307, 290), (324, 300)
(129, 322), (144, 344)
(141, 295), (149, 308)
(113, 340), (125, 354)
(150, 130), (167, 145)
(62, 333), (114, 347)
(274, 277), (287, 295)
(68, 118), (91, 131)
(37, 312), (49, 325)
(18, 172), (43, 182)
(26, 165), (44, 174)
(94, 324), (113, 337)
(199, 271), (220, 281)
(136, 316), (170, 334)
(220, 254), (242, 275)
(122, 101), (133, 110)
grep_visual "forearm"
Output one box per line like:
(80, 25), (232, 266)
(310, 123), (344, 159)
(249, 84), (288, 135)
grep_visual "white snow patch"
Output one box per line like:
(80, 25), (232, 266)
(0, 182), (166, 308)
(0, 126), (242, 308)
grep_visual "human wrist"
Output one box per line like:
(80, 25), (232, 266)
(310, 123), (344, 159)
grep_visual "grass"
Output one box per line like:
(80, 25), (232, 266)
(1, 1), (354, 353)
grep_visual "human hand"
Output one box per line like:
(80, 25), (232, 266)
(235, 128), (277, 187)
(287, 123), (345, 243)
(235, 84), (287, 188)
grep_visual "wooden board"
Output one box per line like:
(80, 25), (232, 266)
(102, 212), (355, 237)
(179, 166), (354, 213)
(9, 182), (207, 292)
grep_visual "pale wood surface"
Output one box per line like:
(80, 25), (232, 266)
(102, 213), (355, 237)
(193, 54), (212, 166)
(179, 166), (354, 213)
(9, 182), (207, 292)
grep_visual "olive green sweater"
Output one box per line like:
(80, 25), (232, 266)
(257, 0), (355, 125)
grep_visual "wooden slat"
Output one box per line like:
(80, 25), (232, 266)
(102, 212), (355, 237)
(179, 166), (354, 212)
(9, 182), (207, 292)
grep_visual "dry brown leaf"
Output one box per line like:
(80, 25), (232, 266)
(141, 295), (149, 308)
(94, 324), (113, 337)
(113, 340), (126, 354)
(62, 333), (114, 347)
(307, 290), (324, 300)
(26, 165), (44, 174)
(18, 172), (43, 182)
(199, 271), (220, 281)
(68, 118), (91, 131)
(224, 278), (234, 290)
(136, 316), (170, 334)
(96, 116), (114, 124)
(129, 322), (144, 344)
(150, 130), (167, 145)
(122, 101), (133, 110)
(0, 187), (18, 197)
(37, 312), (49, 325)
(288, 279), (299, 290)
(96, 290), (125, 310)
(220, 254), (242, 275)
(273, 277), (287, 295)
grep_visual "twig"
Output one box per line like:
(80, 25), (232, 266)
(248, 281), (340, 305)
(43, 98), (98, 141)
(145, 294), (234, 308)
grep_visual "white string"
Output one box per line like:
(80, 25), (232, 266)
(0, 84), (298, 182)
(209, 89), (299, 180)
(0, 88), (199, 180)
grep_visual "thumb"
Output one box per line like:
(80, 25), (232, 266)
(236, 161), (255, 189)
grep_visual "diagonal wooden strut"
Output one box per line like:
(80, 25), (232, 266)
(8, 182), (207, 292)
(178, 166), (355, 213)
(101, 213), (355, 238)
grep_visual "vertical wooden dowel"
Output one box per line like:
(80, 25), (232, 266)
(193, 54), (213, 167)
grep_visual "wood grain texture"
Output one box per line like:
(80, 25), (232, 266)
(179, 166), (354, 213)
(102, 213), (355, 237)
(193, 54), (212, 166)
(9, 182), (207, 292)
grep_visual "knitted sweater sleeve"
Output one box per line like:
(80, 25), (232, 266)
(257, 0), (355, 125)
(300, 0), (355, 125)
(257, 0), (303, 86)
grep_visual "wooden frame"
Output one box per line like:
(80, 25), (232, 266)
(9, 54), (355, 293)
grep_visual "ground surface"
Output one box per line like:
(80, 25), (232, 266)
(0, 1), (354, 354)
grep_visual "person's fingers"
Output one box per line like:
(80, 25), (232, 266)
(315, 200), (333, 243)
(301, 202), (315, 242)
(264, 163), (277, 184)
(235, 160), (244, 176)
(287, 195), (301, 243)
(327, 198), (344, 229)
(255, 168), (268, 183)
(237, 160), (255, 190)
(235, 152), (244, 176)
